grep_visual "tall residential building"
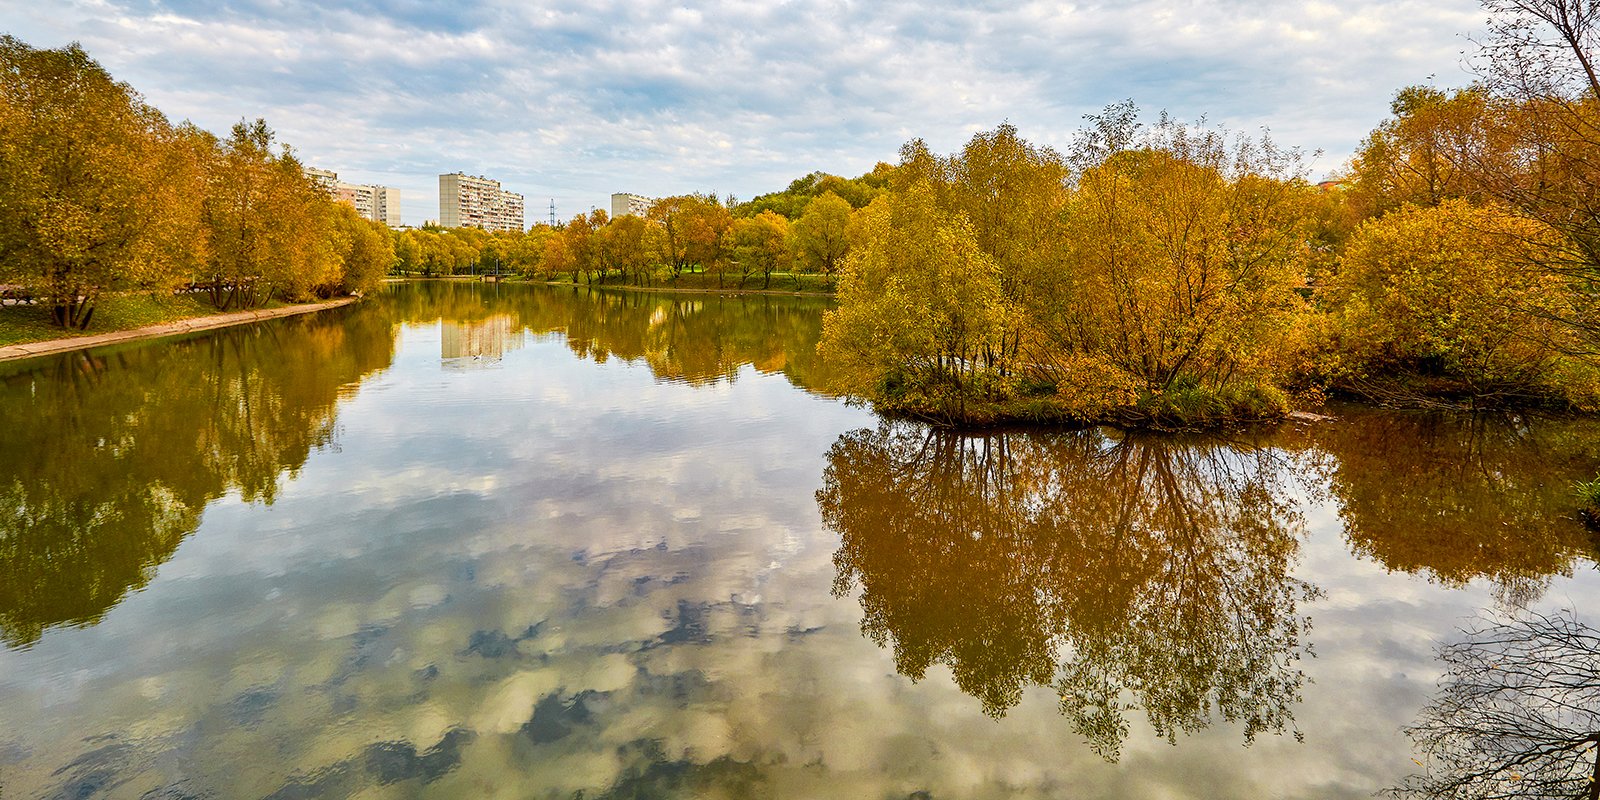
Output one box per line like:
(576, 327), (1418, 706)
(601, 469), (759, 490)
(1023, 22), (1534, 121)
(305, 166), (401, 226)
(372, 187), (402, 227)
(304, 167), (338, 192)
(440, 172), (525, 232)
(610, 192), (653, 218)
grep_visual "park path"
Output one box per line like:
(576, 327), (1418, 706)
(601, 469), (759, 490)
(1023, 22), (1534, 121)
(0, 297), (358, 363)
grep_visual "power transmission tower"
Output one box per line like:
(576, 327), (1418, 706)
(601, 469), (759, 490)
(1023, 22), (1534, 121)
(548, 199), (556, 227)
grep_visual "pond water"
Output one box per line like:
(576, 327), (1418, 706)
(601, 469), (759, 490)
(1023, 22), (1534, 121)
(1, 281), (1597, 799)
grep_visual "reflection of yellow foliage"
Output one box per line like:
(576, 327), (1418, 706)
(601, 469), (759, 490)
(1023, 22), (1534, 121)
(820, 421), (1316, 761)
(1309, 406), (1600, 602)
(0, 305), (394, 647)
(387, 282), (839, 392)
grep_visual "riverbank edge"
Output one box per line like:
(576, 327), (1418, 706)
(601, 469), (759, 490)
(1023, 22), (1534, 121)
(382, 275), (833, 298)
(532, 278), (834, 298)
(0, 297), (360, 363)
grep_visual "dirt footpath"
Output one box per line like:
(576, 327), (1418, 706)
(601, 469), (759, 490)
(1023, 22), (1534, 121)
(0, 297), (359, 363)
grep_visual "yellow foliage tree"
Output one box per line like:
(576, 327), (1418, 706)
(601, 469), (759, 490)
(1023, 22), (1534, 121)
(0, 37), (204, 327)
(819, 184), (1017, 422)
(791, 192), (853, 284)
(1316, 199), (1600, 407)
(198, 119), (336, 309)
(326, 202), (394, 297)
(730, 211), (791, 289)
(1052, 140), (1309, 412)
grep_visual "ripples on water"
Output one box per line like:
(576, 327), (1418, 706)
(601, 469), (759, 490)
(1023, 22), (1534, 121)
(0, 281), (1596, 798)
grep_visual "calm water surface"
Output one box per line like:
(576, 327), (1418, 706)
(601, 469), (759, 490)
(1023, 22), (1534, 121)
(1, 281), (1597, 798)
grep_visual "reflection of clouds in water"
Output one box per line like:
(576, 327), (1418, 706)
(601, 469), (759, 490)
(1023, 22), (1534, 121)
(5, 293), (1600, 798)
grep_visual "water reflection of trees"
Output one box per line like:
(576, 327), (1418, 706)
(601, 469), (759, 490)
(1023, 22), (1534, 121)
(1308, 407), (1600, 604)
(381, 281), (838, 391)
(819, 421), (1319, 760)
(0, 306), (393, 648)
(1392, 610), (1600, 800)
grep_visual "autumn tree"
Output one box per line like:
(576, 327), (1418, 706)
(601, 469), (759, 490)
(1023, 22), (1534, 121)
(1476, 0), (1600, 100)
(819, 182), (1017, 421)
(326, 202), (394, 296)
(1314, 199), (1600, 408)
(1345, 87), (1501, 218)
(0, 36), (203, 327)
(821, 118), (1311, 426)
(730, 211), (790, 289)
(679, 195), (733, 285)
(791, 192), (853, 284)
(646, 195), (694, 278)
(1042, 113), (1312, 423)
(1446, 1), (1600, 292)
(199, 119), (336, 309)
(735, 167), (889, 218)
(509, 224), (555, 276)
(541, 233), (573, 282)
(599, 213), (651, 285)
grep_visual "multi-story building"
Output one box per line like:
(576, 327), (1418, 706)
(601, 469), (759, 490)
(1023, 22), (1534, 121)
(304, 167), (338, 192)
(305, 166), (402, 226)
(372, 187), (401, 227)
(610, 192), (653, 218)
(440, 172), (525, 232)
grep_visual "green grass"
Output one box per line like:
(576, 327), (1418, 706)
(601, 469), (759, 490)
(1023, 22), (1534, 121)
(1576, 477), (1600, 509)
(0, 292), (290, 347)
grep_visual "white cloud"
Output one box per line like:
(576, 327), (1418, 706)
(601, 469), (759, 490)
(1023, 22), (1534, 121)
(4, 0), (1482, 222)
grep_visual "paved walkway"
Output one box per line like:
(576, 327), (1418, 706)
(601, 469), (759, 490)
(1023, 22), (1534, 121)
(0, 297), (359, 363)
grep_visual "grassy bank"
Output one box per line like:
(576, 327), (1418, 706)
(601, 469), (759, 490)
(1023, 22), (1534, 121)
(0, 293), (305, 347)
(868, 376), (1293, 431)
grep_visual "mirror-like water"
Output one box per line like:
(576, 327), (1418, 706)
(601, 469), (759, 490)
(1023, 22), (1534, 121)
(1, 281), (1597, 798)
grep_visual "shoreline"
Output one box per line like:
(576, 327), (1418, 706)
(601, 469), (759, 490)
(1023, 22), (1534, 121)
(534, 278), (834, 299)
(382, 275), (833, 298)
(0, 297), (360, 363)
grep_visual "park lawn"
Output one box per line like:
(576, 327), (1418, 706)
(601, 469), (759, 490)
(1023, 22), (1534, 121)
(0, 292), (292, 347)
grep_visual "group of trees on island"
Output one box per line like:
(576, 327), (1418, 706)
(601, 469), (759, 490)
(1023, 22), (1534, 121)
(819, 0), (1600, 426)
(0, 36), (392, 329)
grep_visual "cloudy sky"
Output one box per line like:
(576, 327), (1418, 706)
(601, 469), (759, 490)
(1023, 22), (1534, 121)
(6, 0), (1485, 226)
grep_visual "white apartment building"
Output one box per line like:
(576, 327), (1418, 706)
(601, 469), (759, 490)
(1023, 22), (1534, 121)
(305, 166), (402, 226)
(610, 192), (653, 218)
(372, 187), (401, 227)
(304, 167), (338, 192)
(440, 172), (525, 233)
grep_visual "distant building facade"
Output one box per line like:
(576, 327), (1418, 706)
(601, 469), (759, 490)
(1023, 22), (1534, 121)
(440, 172), (525, 232)
(304, 167), (338, 192)
(304, 166), (402, 226)
(372, 186), (401, 227)
(610, 192), (653, 218)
